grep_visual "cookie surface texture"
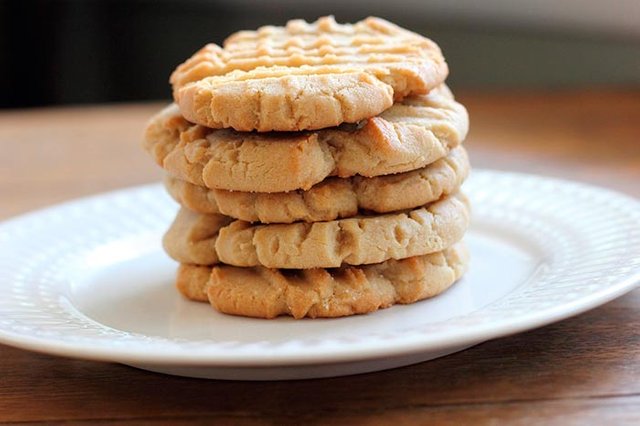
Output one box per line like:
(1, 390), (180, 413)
(163, 208), (232, 265)
(144, 85), (468, 192)
(176, 243), (468, 319)
(171, 16), (448, 131)
(165, 146), (470, 223)
(215, 193), (469, 268)
(166, 193), (469, 268)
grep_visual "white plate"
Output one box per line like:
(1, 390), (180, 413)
(0, 170), (639, 380)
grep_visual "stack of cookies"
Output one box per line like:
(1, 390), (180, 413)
(143, 16), (470, 319)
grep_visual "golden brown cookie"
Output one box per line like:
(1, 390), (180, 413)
(170, 16), (448, 131)
(165, 146), (470, 223)
(175, 263), (212, 303)
(162, 208), (233, 265)
(216, 193), (469, 268)
(176, 243), (468, 319)
(165, 194), (469, 269)
(144, 86), (468, 193)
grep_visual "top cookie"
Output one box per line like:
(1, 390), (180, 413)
(170, 16), (448, 131)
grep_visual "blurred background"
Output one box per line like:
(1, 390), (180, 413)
(1, 0), (639, 108)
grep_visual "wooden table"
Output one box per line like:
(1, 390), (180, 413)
(1, 90), (639, 424)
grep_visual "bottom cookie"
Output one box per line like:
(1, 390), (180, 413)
(176, 243), (468, 319)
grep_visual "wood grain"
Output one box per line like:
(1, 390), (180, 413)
(0, 90), (638, 424)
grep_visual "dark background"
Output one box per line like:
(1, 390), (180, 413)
(2, 0), (639, 108)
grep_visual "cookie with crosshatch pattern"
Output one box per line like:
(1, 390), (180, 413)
(170, 16), (448, 131)
(164, 146), (470, 223)
(163, 193), (469, 269)
(143, 85), (467, 193)
(176, 243), (467, 319)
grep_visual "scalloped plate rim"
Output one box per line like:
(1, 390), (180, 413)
(0, 170), (638, 367)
